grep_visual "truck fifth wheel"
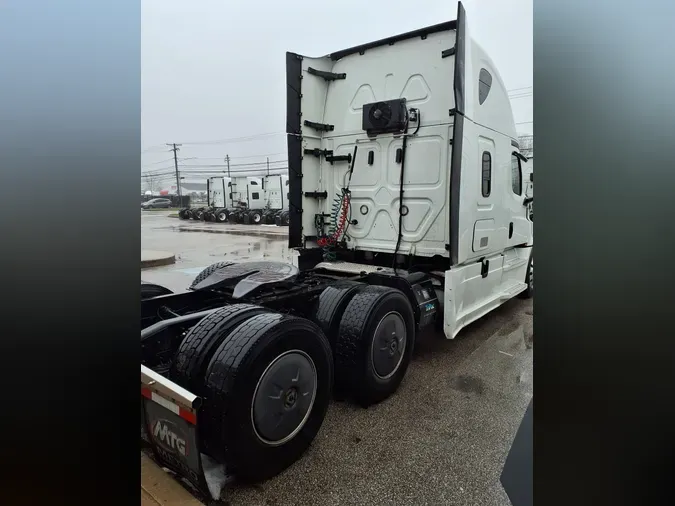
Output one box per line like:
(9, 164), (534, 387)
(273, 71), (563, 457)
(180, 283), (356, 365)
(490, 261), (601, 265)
(140, 3), (533, 500)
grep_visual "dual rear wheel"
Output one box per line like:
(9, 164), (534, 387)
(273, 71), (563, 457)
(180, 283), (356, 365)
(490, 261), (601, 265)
(170, 303), (332, 482)
(313, 283), (415, 406)
(164, 265), (416, 482)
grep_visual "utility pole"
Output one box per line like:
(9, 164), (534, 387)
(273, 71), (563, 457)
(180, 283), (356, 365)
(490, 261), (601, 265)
(266, 157), (270, 176)
(166, 143), (182, 207)
(225, 154), (231, 178)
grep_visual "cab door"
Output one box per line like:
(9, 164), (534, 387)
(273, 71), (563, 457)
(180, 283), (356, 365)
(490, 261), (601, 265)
(505, 152), (532, 247)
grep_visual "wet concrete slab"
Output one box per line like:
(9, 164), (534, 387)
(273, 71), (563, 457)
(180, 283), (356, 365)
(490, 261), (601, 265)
(141, 211), (533, 505)
(141, 211), (291, 292)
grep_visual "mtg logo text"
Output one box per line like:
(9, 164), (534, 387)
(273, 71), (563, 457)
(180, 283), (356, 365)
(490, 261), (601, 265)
(151, 419), (188, 457)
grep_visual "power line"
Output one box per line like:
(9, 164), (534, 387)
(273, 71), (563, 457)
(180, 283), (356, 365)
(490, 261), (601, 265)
(184, 152), (287, 161)
(177, 160), (287, 169)
(144, 157), (176, 166)
(142, 144), (170, 154)
(141, 166), (290, 179)
(180, 131), (285, 146)
(142, 167), (184, 174)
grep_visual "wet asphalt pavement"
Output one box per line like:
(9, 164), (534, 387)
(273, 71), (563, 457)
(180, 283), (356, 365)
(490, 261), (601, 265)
(142, 211), (533, 506)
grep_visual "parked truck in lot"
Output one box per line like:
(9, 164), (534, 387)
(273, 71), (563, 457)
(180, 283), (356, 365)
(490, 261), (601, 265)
(141, 3), (533, 501)
(180, 175), (290, 225)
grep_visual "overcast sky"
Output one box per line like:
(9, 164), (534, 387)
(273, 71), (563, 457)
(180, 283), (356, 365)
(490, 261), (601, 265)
(141, 0), (532, 181)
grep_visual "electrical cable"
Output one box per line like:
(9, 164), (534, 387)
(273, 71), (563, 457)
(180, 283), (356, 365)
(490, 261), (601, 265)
(392, 108), (420, 274)
(319, 146), (358, 261)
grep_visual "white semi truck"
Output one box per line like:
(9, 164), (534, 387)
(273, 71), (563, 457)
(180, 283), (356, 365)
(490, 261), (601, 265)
(181, 175), (291, 225)
(141, 3), (532, 500)
(178, 176), (237, 222)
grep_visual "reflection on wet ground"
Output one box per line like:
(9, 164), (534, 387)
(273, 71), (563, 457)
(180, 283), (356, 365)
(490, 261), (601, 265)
(141, 211), (291, 291)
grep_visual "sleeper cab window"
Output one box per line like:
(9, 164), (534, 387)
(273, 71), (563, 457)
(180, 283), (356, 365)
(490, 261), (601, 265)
(479, 68), (492, 105)
(511, 154), (522, 195)
(482, 151), (491, 197)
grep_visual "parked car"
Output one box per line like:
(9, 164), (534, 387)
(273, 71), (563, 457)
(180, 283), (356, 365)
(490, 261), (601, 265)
(141, 198), (172, 209)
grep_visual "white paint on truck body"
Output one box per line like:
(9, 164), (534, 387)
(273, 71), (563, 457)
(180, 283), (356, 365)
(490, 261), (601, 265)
(289, 2), (533, 338)
(263, 174), (287, 210)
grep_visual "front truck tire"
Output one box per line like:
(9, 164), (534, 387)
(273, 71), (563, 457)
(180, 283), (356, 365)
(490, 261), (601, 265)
(202, 312), (333, 482)
(170, 304), (271, 394)
(334, 285), (416, 407)
(518, 251), (533, 299)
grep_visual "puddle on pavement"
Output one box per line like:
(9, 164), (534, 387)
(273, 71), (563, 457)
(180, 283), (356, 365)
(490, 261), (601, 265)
(174, 226), (287, 240)
(497, 323), (533, 353)
(450, 374), (486, 395)
(172, 237), (291, 276)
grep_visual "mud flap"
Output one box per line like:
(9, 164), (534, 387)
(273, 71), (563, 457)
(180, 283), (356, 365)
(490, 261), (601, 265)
(141, 396), (210, 499)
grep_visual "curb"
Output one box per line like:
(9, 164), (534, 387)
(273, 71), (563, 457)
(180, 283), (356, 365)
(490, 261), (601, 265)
(141, 250), (176, 269)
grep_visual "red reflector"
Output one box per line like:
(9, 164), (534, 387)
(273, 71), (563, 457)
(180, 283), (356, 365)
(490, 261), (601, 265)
(179, 408), (197, 425)
(141, 387), (152, 399)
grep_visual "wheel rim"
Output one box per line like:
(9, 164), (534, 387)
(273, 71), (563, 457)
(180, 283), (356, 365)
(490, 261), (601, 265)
(251, 350), (317, 446)
(371, 311), (407, 380)
(253, 213), (261, 223)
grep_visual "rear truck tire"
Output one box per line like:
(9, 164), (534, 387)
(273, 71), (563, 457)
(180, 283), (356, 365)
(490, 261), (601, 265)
(141, 282), (173, 300)
(250, 210), (262, 225)
(189, 261), (235, 289)
(203, 210), (213, 222)
(519, 252), (534, 299)
(178, 208), (189, 220)
(312, 282), (362, 348)
(195, 208), (205, 220)
(281, 211), (290, 226)
(214, 208), (229, 223)
(170, 304), (271, 394)
(334, 285), (416, 407)
(202, 312), (333, 481)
